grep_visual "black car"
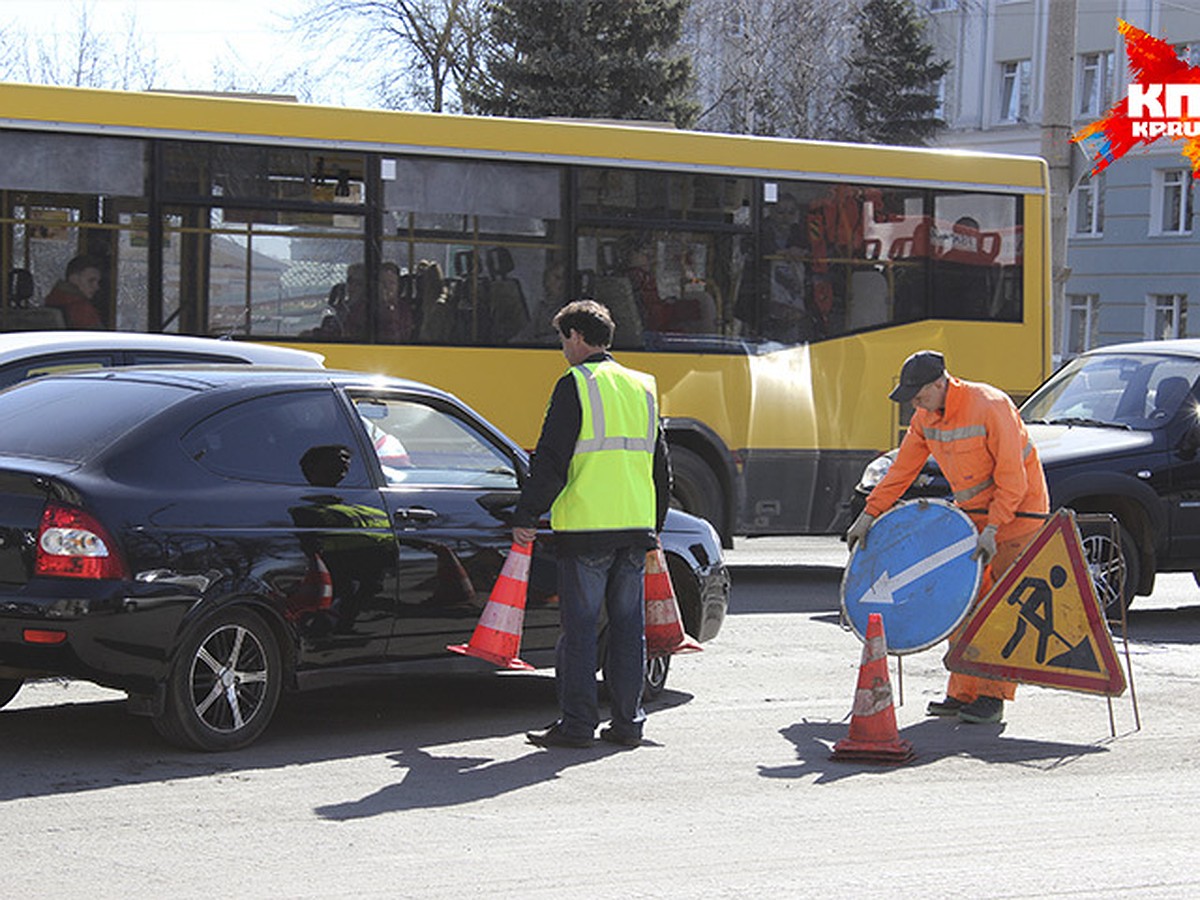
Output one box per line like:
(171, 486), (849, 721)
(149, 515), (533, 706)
(0, 367), (728, 750)
(850, 339), (1200, 614)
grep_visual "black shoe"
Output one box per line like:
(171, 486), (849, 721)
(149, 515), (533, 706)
(526, 723), (594, 748)
(599, 726), (642, 747)
(926, 696), (967, 717)
(957, 696), (1004, 724)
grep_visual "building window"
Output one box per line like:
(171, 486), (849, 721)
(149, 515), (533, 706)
(1060, 294), (1099, 357)
(1078, 51), (1114, 117)
(928, 0), (957, 10)
(998, 60), (1031, 123)
(1072, 173), (1104, 236)
(1147, 293), (1188, 340)
(1174, 43), (1200, 67)
(1151, 169), (1194, 235)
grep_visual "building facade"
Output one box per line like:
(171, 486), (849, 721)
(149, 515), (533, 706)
(924, 0), (1200, 363)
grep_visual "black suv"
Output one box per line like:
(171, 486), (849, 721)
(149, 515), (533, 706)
(850, 339), (1200, 614)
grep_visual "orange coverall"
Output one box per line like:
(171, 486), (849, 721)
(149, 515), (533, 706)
(864, 376), (1050, 702)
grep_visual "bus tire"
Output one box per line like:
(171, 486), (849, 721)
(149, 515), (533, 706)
(670, 445), (726, 541)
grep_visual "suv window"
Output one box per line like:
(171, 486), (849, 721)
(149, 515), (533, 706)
(1023, 353), (1200, 429)
(0, 351), (120, 389)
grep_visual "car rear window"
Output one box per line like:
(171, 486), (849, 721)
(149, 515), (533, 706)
(0, 377), (189, 462)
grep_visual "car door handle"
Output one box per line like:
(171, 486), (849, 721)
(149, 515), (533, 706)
(395, 506), (439, 524)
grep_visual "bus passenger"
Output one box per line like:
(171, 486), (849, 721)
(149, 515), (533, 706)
(845, 350), (1050, 725)
(44, 254), (105, 328)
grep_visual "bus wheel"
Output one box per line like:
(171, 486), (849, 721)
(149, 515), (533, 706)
(670, 446), (726, 539)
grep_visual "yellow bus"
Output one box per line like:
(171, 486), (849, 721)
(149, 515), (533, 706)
(0, 82), (1051, 543)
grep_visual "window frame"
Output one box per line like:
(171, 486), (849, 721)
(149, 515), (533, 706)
(998, 59), (1031, 123)
(1150, 169), (1194, 236)
(1071, 173), (1104, 237)
(1145, 292), (1188, 340)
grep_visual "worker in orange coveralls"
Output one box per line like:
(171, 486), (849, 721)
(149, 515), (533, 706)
(845, 350), (1050, 724)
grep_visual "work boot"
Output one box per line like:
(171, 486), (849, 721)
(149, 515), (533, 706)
(926, 696), (966, 717)
(957, 696), (1004, 724)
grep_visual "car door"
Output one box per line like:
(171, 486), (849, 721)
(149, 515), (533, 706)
(181, 387), (399, 667)
(347, 390), (560, 662)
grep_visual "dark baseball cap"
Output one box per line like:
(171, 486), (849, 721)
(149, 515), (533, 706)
(888, 350), (945, 403)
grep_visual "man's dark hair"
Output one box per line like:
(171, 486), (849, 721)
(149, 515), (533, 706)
(553, 299), (615, 348)
(65, 254), (103, 278)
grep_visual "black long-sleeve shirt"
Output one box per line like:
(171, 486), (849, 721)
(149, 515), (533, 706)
(513, 352), (672, 555)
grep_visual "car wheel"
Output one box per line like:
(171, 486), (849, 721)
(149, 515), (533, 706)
(1079, 519), (1139, 619)
(643, 654), (671, 698)
(154, 607), (282, 752)
(0, 677), (23, 709)
(670, 445), (727, 544)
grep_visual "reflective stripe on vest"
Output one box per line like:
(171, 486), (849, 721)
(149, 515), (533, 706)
(550, 360), (657, 532)
(951, 440), (1034, 502)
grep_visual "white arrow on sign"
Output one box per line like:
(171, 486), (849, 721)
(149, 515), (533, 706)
(861, 533), (979, 605)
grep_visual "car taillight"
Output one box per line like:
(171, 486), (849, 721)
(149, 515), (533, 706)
(35, 502), (129, 580)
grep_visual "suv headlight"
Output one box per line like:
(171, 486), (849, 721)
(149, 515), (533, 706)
(857, 453), (895, 491)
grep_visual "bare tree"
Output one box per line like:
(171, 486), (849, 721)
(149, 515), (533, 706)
(684, 0), (856, 139)
(13, 1), (160, 90)
(293, 0), (488, 112)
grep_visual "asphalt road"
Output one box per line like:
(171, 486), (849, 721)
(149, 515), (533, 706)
(3, 546), (1198, 898)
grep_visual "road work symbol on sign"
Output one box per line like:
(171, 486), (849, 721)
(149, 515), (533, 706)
(841, 499), (981, 654)
(944, 510), (1126, 696)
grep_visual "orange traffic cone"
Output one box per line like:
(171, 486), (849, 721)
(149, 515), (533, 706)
(645, 543), (702, 658)
(447, 541), (535, 671)
(831, 612), (914, 764)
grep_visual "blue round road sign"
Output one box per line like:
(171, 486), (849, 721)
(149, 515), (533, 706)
(841, 499), (982, 654)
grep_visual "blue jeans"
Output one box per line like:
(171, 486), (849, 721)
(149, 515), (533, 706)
(555, 546), (647, 739)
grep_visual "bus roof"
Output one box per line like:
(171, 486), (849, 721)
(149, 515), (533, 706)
(0, 81), (1048, 194)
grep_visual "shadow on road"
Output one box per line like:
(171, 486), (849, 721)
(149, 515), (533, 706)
(0, 673), (692, 804)
(759, 718), (1109, 784)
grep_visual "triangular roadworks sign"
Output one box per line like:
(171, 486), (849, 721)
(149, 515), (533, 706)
(944, 511), (1126, 696)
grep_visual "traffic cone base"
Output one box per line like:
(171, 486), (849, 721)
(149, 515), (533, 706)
(644, 545), (703, 657)
(830, 612), (915, 765)
(447, 541), (533, 671)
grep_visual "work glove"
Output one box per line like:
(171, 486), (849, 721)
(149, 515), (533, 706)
(971, 524), (999, 567)
(846, 511), (876, 554)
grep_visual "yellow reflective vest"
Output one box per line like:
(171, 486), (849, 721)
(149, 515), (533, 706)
(550, 359), (658, 532)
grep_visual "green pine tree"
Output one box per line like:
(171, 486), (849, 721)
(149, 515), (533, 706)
(845, 0), (949, 145)
(463, 0), (696, 126)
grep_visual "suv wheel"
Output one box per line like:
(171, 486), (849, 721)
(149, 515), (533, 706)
(1079, 519), (1139, 619)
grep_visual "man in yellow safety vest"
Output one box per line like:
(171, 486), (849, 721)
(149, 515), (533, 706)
(514, 300), (671, 749)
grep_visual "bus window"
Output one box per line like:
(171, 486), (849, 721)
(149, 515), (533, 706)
(384, 158), (564, 347)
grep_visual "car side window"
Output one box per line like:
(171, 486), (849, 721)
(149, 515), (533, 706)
(183, 389), (369, 486)
(0, 351), (119, 389)
(352, 395), (518, 489)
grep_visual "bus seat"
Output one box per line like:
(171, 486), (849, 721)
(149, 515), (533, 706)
(485, 247), (529, 343)
(847, 271), (889, 331)
(592, 274), (643, 349)
(1, 306), (66, 331)
(7, 268), (34, 307)
(416, 260), (457, 343)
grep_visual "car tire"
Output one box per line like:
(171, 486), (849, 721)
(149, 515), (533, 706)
(0, 676), (23, 709)
(643, 654), (671, 698)
(153, 607), (282, 752)
(1078, 519), (1139, 619)
(670, 445), (727, 545)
